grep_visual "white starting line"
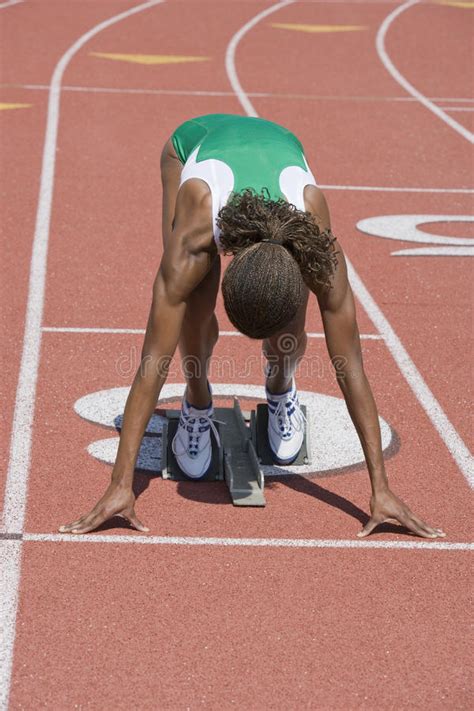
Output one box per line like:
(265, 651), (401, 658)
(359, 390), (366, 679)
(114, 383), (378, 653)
(1, 533), (471, 551)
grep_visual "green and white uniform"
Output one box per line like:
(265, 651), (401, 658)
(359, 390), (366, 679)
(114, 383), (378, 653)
(172, 113), (317, 246)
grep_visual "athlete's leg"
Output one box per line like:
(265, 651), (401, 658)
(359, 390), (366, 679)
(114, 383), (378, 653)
(179, 256), (221, 407)
(263, 287), (309, 394)
(170, 259), (220, 478)
(262, 289), (309, 464)
(160, 138), (220, 476)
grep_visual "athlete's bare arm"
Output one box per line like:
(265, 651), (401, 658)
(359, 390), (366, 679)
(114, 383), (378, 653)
(305, 187), (444, 538)
(161, 138), (185, 243)
(59, 178), (215, 534)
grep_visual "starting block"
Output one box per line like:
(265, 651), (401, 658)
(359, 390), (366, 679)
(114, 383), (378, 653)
(160, 399), (311, 507)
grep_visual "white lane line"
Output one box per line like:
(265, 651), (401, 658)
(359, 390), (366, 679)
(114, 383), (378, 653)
(0, 542), (22, 711)
(0, 0), (23, 9)
(2, 0), (165, 533)
(306, 332), (382, 340)
(376, 0), (474, 145)
(22, 533), (474, 551)
(346, 262), (474, 486)
(225, 0), (296, 117)
(0, 2), (166, 709)
(391, 246), (474, 256)
(4, 82), (474, 104)
(441, 107), (474, 113)
(41, 326), (383, 339)
(225, 0), (474, 488)
(43, 326), (146, 334)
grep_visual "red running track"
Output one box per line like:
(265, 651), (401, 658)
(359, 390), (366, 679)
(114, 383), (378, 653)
(1, 0), (473, 709)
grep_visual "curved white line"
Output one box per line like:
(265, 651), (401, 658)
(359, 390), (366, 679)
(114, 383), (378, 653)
(224, 2), (474, 486)
(0, 0), (23, 9)
(376, 0), (474, 144)
(0, 2), (165, 708)
(225, 0), (295, 116)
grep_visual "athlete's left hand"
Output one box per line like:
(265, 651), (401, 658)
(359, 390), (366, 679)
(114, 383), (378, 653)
(357, 488), (446, 539)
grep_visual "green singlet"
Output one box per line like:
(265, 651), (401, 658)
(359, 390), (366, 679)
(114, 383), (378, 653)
(171, 113), (317, 245)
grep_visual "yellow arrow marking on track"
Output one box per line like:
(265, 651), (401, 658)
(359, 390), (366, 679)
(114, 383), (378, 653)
(89, 53), (210, 65)
(0, 102), (31, 111)
(434, 0), (474, 7)
(270, 23), (368, 33)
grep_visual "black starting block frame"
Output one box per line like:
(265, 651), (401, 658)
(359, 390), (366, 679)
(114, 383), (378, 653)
(160, 399), (310, 507)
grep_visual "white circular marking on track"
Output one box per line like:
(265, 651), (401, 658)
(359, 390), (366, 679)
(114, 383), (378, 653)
(357, 215), (474, 246)
(357, 214), (474, 257)
(75, 383), (394, 477)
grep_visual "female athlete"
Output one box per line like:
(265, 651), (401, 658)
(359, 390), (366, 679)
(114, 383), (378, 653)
(60, 114), (444, 539)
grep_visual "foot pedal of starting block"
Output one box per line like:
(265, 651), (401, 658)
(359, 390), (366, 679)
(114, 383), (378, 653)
(215, 399), (266, 507)
(163, 416), (223, 482)
(254, 403), (311, 466)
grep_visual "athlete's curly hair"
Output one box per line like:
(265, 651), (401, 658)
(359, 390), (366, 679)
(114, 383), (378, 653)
(217, 189), (338, 339)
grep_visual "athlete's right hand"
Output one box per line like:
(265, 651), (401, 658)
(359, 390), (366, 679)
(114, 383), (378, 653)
(58, 483), (149, 535)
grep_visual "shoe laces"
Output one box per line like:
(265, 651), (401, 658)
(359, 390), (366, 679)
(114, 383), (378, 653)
(271, 393), (306, 439)
(172, 410), (223, 459)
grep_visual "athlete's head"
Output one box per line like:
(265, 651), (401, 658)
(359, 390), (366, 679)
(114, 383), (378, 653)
(218, 190), (337, 339)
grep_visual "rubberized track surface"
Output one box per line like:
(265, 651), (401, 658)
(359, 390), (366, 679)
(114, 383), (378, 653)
(1, 0), (473, 708)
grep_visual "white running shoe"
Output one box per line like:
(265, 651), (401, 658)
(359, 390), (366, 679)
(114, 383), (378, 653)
(266, 380), (305, 465)
(171, 397), (220, 479)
